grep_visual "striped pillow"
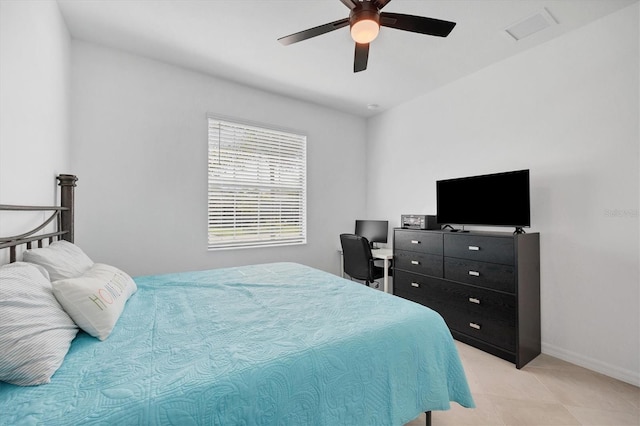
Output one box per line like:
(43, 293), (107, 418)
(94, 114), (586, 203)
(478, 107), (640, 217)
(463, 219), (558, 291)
(23, 240), (94, 281)
(0, 262), (78, 386)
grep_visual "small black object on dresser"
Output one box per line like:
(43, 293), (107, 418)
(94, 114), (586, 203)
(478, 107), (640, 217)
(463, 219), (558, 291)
(393, 228), (540, 368)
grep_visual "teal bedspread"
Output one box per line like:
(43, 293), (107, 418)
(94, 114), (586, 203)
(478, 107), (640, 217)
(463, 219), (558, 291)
(0, 262), (473, 425)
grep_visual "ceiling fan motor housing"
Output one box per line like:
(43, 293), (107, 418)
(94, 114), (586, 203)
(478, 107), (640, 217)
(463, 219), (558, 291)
(349, 3), (381, 30)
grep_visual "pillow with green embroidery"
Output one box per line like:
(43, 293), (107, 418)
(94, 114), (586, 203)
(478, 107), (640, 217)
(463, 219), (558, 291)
(51, 263), (137, 341)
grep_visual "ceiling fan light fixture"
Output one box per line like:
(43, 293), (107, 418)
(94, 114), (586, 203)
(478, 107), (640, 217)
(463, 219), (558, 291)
(349, 3), (381, 44)
(351, 19), (379, 43)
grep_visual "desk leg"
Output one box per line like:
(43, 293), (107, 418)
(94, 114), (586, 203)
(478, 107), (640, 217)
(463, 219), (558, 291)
(383, 258), (389, 293)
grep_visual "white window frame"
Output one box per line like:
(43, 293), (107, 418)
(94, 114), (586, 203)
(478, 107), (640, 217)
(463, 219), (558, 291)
(207, 115), (307, 250)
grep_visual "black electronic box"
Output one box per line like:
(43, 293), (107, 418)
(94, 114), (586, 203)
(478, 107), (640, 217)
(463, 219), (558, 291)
(401, 214), (439, 230)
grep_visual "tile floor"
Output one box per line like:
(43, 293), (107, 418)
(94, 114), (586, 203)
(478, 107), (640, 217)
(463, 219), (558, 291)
(406, 341), (640, 426)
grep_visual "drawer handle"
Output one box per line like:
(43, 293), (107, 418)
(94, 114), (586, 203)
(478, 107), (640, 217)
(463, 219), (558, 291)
(469, 322), (481, 330)
(411, 282), (420, 288)
(468, 245), (480, 251)
(411, 240), (420, 244)
(468, 270), (480, 277)
(411, 260), (420, 265)
(469, 297), (480, 304)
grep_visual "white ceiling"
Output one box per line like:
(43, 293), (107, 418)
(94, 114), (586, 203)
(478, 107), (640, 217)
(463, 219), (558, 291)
(56, 0), (637, 117)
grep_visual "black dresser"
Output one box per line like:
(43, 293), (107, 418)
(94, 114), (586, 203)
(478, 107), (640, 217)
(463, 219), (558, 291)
(393, 228), (540, 368)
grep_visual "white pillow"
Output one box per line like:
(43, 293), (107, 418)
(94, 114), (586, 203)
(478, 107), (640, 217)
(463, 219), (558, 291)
(23, 240), (94, 281)
(0, 262), (78, 386)
(51, 263), (137, 341)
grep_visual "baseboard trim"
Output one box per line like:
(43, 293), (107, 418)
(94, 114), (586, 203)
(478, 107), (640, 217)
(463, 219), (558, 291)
(542, 343), (639, 387)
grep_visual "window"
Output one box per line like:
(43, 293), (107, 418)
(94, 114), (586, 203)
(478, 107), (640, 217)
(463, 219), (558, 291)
(207, 116), (307, 250)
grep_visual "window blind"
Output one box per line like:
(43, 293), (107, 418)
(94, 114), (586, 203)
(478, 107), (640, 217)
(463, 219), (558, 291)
(207, 117), (307, 250)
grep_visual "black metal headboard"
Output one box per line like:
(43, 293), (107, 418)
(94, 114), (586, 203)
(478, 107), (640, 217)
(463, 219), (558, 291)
(0, 174), (77, 263)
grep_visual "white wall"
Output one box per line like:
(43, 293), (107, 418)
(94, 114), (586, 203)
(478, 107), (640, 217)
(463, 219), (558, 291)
(70, 41), (366, 277)
(0, 0), (71, 262)
(366, 4), (639, 385)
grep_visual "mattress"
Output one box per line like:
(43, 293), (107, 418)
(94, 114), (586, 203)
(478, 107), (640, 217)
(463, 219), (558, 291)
(0, 262), (474, 425)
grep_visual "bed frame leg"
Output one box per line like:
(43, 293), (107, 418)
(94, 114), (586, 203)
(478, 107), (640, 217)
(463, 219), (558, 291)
(425, 411), (432, 426)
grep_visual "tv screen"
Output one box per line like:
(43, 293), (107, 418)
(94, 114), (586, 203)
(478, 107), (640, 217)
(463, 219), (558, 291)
(436, 169), (530, 228)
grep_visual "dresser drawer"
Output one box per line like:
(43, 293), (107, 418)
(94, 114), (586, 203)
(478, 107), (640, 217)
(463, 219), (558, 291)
(444, 234), (514, 265)
(437, 304), (516, 351)
(394, 230), (443, 255)
(393, 270), (431, 301)
(434, 280), (516, 321)
(395, 250), (443, 277)
(444, 258), (515, 293)
(464, 288), (516, 321)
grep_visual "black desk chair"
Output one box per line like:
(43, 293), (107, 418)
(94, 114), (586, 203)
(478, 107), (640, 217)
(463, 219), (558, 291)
(340, 233), (384, 288)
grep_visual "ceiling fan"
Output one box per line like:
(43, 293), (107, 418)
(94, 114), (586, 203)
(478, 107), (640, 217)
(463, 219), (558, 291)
(277, 0), (456, 73)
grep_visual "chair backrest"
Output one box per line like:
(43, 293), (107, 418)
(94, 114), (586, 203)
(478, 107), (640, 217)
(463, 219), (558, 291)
(340, 233), (374, 281)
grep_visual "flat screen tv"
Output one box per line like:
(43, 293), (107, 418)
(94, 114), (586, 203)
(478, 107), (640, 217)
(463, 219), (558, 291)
(436, 169), (530, 231)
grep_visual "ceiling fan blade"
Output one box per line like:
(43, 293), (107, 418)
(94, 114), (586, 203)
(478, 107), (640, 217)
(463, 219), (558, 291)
(380, 12), (456, 37)
(339, 0), (357, 10)
(374, 0), (392, 10)
(278, 18), (349, 45)
(354, 43), (369, 73)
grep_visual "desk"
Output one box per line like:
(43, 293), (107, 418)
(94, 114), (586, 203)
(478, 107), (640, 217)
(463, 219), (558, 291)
(339, 248), (393, 294)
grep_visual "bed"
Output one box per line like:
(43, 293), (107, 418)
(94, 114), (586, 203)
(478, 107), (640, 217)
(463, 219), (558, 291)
(0, 175), (474, 426)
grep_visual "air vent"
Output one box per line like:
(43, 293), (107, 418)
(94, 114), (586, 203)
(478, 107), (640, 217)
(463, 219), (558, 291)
(504, 8), (557, 41)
